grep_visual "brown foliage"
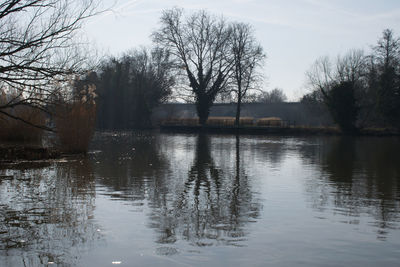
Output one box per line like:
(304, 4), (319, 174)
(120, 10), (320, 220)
(238, 117), (255, 126)
(257, 117), (282, 127)
(0, 105), (45, 143)
(162, 116), (255, 127)
(54, 102), (96, 153)
(207, 117), (255, 126)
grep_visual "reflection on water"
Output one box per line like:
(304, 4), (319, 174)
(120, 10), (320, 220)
(1, 132), (400, 266)
(148, 134), (260, 248)
(301, 137), (400, 239)
(90, 133), (262, 253)
(0, 159), (100, 266)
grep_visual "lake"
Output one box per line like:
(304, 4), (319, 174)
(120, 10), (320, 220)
(1, 132), (400, 266)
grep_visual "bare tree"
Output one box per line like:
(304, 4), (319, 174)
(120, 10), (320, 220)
(307, 50), (365, 98)
(306, 49), (366, 133)
(0, 0), (100, 130)
(306, 56), (334, 99)
(336, 49), (366, 84)
(372, 29), (400, 127)
(152, 8), (234, 125)
(261, 88), (287, 103)
(230, 22), (265, 126)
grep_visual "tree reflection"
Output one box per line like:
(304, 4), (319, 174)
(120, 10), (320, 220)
(302, 137), (400, 239)
(148, 134), (261, 248)
(0, 158), (99, 266)
(249, 136), (285, 167)
(91, 131), (168, 201)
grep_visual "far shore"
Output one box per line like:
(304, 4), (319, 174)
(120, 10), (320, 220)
(1, 126), (398, 163)
(160, 124), (400, 136)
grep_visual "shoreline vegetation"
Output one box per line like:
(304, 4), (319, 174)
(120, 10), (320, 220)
(0, 145), (60, 162)
(0, 122), (398, 163)
(160, 124), (399, 136)
(1, 4), (400, 162)
(159, 116), (400, 136)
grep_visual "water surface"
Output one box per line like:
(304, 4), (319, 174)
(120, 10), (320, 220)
(1, 132), (399, 266)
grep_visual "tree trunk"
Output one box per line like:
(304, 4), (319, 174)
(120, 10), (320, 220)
(235, 96), (242, 127)
(196, 94), (211, 125)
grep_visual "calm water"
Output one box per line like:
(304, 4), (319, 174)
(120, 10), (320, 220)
(1, 132), (400, 266)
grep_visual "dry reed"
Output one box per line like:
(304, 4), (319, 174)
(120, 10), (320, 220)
(54, 102), (96, 153)
(238, 117), (254, 126)
(0, 105), (45, 143)
(257, 117), (282, 127)
(206, 116), (236, 126)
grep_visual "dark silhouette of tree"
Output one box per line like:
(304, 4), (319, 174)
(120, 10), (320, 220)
(300, 89), (333, 126)
(95, 48), (174, 129)
(230, 23), (265, 126)
(306, 50), (366, 133)
(325, 81), (358, 133)
(303, 30), (400, 130)
(0, 0), (100, 130)
(152, 8), (234, 125)
(372, 29), (400, 128)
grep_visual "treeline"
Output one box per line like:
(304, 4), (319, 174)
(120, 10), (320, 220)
(83, 48), (175, 129)
(2, 2), (399, 141)
(302, 29), (400, 133)
(81, 8), (267, 130)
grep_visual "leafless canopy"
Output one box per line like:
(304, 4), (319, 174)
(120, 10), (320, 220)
(306, 49), (365, 98)
(153, 8), (233, 95)
(0, 0), (100, 128)
(230, 22), (265, 101)
(229, 22), (265, 124)
(152, 8), (234, 123)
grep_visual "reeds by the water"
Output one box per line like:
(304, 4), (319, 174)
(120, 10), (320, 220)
(0, 105), (45, 143)
(256, 117), (282, 127)
(54, 102), (96, 153)
(206, 116), (236, 126)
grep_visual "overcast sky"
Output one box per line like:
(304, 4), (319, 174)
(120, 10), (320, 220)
(84, 0), (400, 101)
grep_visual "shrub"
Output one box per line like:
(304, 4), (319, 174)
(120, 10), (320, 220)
(0, 97), (45, 143)
(325, 81), (358, 133)
(54, 102), (96, 153)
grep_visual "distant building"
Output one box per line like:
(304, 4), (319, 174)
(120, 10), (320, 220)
(153, 102), (333, 127)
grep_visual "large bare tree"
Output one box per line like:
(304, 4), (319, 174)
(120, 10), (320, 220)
(152, 8), (233, 125)
(0, 0), (100, 129)
(230, 22), (265, 126)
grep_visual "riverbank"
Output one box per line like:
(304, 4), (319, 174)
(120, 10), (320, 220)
(160, 124), (400, 136)
(0, 145), (60, 162)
